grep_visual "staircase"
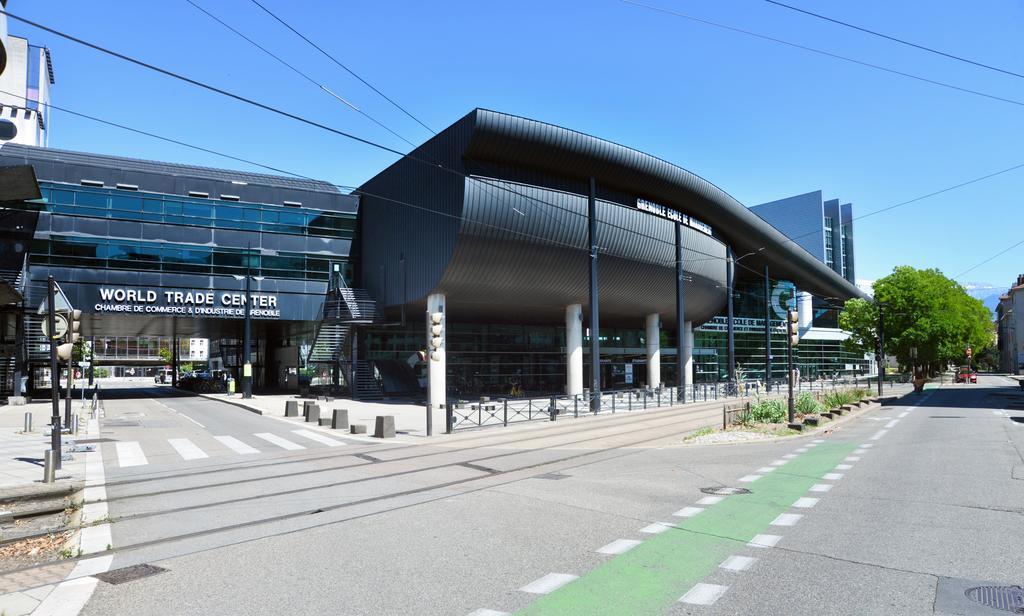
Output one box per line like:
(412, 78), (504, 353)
(305, 273), (383, 400)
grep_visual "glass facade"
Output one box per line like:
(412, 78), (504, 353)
(38, 182), (356, 239)
(824, 216), (834, 268)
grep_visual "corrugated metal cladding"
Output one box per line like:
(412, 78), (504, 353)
(356, 108), (864, 327)
(0, 143), (356, 212)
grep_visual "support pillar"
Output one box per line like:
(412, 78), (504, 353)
(681, 321), (694, 389)
(566, 304), (583, 397)
(645, 313), (660, 389)
(674, 222), (686, 401)
(587, 177), (601, 413)
(426, 293), (446, 415)
(764, 265), (772, 392)
(797, 291), (813, 333)
(726, 247), (736, 383)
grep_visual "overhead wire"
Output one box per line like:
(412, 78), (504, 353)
(764, 0), (1024, 82)
(182, 0), (419, 150)
(6, 9), (1011, 306)
(620, 0), (1024, 109)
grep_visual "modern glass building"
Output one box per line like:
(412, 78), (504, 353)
(0, 109), (870, 402)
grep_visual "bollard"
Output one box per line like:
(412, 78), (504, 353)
(574, 395), (579, 418)
(284, 401), (299, 417)
(332, 408), (349, 430)
(503, 399), (508, 427)
(446, 406), (454, 434)
(373, 415), (396, 438)
(612, 394), (616, 413)
(24, 412), (32, 433)
(72, 414), (79, 435)
(43, 449), (57, 483)
(306, 404), (321, 424)
(549, 400), (557, 421)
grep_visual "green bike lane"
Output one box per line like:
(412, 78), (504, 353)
(516, 440), (859, 616)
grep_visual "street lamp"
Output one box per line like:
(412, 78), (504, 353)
(232, 251), (264, 399)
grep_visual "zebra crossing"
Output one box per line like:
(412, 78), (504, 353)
(110, 429), (349, 468)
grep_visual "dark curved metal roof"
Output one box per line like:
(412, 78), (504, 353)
(464, 109), (866, 302)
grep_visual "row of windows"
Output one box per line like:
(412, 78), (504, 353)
(38, 182), (356, 239)
(30, 236), (349, 281)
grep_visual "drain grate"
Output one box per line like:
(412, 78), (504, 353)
(700, 486), (751, 496)
(964, 585), (1024, 613)
(94, 564), (167, 585)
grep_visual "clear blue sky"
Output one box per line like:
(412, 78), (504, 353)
(9, 0), (1024, 288)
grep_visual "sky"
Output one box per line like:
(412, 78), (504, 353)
(6, 0), (1024, 290)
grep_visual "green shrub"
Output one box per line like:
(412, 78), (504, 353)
(748, 398), (786, 424)
(794, 393), (822, 415)
(823, 390), (853, 409)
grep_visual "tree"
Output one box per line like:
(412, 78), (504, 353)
(839, 266), (992, 375)
(158, 347), (172, 365)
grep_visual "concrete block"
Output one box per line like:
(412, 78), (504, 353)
(332, 409), (349, 430)
(285, 401), (299, 417)
(803, 416), (820, 427)
(306, 405), (321, 424)
(350, 424), (367, 434)
(787, 422), (804, 431)
(821, 412), (834, 419)
(373, 415), (396, 439)
(318, 416), (332, 427)
(302, 401), (315, 420)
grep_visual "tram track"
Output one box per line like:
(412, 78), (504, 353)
(0, 407), (723, 581)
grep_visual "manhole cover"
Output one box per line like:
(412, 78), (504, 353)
(94, 564), (167, 585)
(964, 585), (1024, 613)
(700, 486), (751, 496)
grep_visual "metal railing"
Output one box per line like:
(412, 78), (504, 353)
(444, 375), (905, 432)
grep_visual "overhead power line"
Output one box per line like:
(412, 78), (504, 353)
(183, 0), (419, 149)
(620, 0), (1024, 109)
(952, 238), (1024, 280)
(8, 10), (1018, 301)
(764, 0), (1024, 82)
(247, 0), (435, 135)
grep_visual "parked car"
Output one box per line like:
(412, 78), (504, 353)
(176, 371), (226, 393)
(154, 368), (173, 384)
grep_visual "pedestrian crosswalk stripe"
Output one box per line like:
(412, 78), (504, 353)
(167, 438), (208, 460)
(291, 429), (346, 447)
(115, 442), (147, 467)
(253, 432), (305, 450)
(214, 436), (259, 455)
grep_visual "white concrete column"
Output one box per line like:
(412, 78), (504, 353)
(681, 320), (694, 386)
(566, 304), (583, 396)
(645, 313), (661, 388)
(797, 291), (813, 332)
(426, 293), (446, 411)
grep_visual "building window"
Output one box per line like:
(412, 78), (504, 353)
(824, 217), (834, 268)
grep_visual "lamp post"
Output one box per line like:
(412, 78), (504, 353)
(233, 248), (264, 399)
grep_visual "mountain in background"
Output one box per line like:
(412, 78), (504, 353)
(962, 282), (1005, 316)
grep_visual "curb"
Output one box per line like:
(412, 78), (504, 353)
(197, 393), (264, 415)
(0, 482), (82, 506)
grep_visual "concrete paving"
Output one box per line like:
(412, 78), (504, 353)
(3, 376), (1014, 615)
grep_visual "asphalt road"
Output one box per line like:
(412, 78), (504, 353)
(70, 376), (1023, 615)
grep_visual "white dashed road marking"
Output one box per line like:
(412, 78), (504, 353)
(292, 429), (346, 447)
(869, 429), (888, 440)
(770, 513), (803, 527)
(845, 456), (861, 462)
(596, 539), (642, 555)
(884, 419), (899, 428)
(253, 433), (305, 450)
(748, 534), (782, 548)
(899, 411), (909, 418)
(466, 610), (509, 616)
(835, 464), (853, 470)
(782, 454), (798, 459)
(738, 474), (762, 483)
(697, 495), (725, 505)
(167, 438), (208, 460)
(809, 483), (833, 493)
(214, 435), (260, 455)
(823, 473), (844, 481)
(673, 506), (704, 518)
(720, 555), (758, 571)
(756, 466), (776, 473)
(679, 583), (729, 605)
(640, 522), (673, 534)
(792, 497), (819, 508)
(520, 573), (578, 594)
(115, 441), (147, 467)
(769, 459), (788, 467)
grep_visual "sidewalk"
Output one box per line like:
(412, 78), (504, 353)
(0, 398), (92, 491)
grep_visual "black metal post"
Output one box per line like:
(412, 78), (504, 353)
(171, 333), (179, 388)
(64, 351), (72, 428)
(877, 302), (885, 396)
(675, 222), (686, 402)
(46, 277), (61, 468)
(587, 177), (601, 413)
(726, 246), (736, 384)
(764, 265), (772, 392)
(787, 324), (795, 423)
(242, 254), (253, 399)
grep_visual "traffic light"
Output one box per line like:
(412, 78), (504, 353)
(429, 311), (444, 361)
(787, 309), (799, 347)
(56, 309), (82, 360)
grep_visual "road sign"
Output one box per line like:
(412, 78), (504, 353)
(41, 314), (68, 339)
